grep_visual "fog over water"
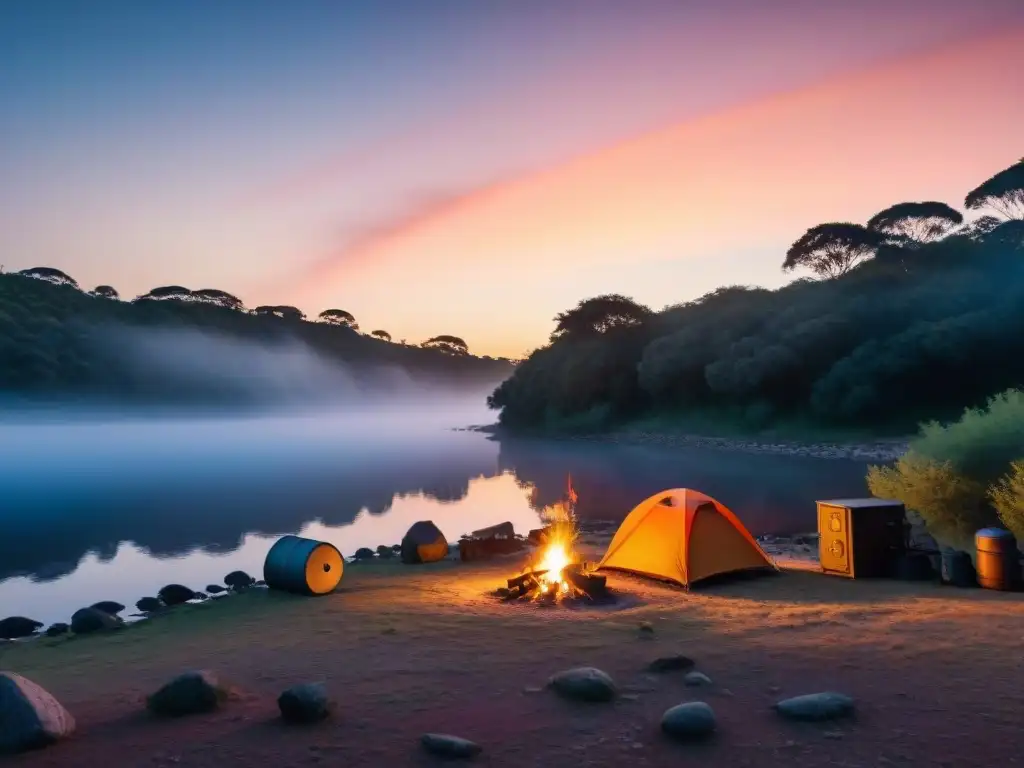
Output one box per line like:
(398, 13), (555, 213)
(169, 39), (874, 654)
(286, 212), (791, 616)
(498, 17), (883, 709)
(0, 396), (871, 626)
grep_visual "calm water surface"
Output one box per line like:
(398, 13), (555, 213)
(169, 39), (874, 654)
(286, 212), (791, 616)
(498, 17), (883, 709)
(0, 405), (872, 625)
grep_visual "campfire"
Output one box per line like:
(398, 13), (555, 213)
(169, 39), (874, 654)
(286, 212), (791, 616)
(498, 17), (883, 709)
(500, 477), (611, 604)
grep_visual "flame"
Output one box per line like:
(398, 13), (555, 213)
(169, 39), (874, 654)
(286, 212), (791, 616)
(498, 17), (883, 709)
(533, 511), (578, 596)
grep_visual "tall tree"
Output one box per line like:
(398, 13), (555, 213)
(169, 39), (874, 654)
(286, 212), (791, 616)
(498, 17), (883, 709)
(317, 308), (358, 330)
(18, 267), (79, 289)
(782, 223), (884, 279)
(965, 157), (1024, 220)
(422, 335), (469, 355)
(90, 285), (119, 299)
(192, 288), (244, 310)
(550, 294), (652, 342)
(255, 305), (305, 321)
(867, 201), (963, 244)
(370, 329), (392, 342)
(135, 285), (192, 302)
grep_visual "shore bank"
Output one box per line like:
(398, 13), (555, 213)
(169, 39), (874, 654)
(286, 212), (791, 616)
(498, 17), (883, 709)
(468, 424), (910, 462)
(4, 555), (1021, 767)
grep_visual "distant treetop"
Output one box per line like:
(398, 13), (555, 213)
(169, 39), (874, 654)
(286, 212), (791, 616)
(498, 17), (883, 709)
(317, 308), (358, 330)
(422, 335), (469, 355)
(18, 267), (79, 289)
(965, 157), (1024, 220)
(867, 201), (963, 244)
(550, 294), (651, 342)
(783, 222), (884, 279)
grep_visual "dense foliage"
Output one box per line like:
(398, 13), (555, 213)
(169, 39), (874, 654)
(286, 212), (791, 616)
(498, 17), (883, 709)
(0, 272), (511, 403)
(868, 390), (1024, 549)
(489, 157), (1024, 434)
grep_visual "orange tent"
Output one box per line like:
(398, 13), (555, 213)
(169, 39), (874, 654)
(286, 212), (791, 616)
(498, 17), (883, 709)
(597, 488), (776, 587)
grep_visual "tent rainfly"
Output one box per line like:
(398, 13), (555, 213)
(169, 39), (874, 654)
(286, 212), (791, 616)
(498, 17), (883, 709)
(401, 520), (449, 564)
(597, 488), (776, 587)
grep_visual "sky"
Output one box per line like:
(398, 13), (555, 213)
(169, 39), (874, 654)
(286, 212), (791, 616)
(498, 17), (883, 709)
(2, 1), (1023, 358)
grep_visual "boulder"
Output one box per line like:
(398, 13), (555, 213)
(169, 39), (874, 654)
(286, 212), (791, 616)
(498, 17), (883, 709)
(44, 623), (69, 638)
(774, 692), (855, 722)
(547, 667), (616, 703)
(205, 584), (226, 594)
(136, 597), (164, 613)
(89, 601), (125, 616)
(0, 616), (42, 639)
(354, 547), (375, 560)
(376, 545), (394, 559)
(277, 682), (331, 724)
(224, 571), (254, 590)
(147, 671), (228, 717)
(70, 607), (124, 635)
(0, 673), (76, 754)
(421, 733), (482, 759)
(648, 655), (695, 673)
(157, 584), (196, 606)
(192, 592), (208, 601)
(661, 702), (716, 742)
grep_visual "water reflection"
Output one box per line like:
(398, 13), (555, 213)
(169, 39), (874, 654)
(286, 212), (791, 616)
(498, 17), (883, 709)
(0, 414), (873, 625)
(496, 438), (871, 535)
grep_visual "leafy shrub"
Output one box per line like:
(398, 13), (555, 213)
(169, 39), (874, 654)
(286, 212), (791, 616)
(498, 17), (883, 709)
(867, 389), (1024, 551)
(991, 460), (1024, 543)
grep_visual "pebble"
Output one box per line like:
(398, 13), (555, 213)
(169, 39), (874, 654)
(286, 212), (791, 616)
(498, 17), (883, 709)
(774, 692), (855, 721)
(278, 682), (331, 724)
(660, 701), (716, 741)
(684, 671), (713, 687)
(420, 733), (482, 759)
(548, 667), (617, 703)
(648, 655), (695, 673)
(147, 670), (228, 717)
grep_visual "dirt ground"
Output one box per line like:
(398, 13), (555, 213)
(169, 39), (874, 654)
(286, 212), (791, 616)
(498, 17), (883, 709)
(3, 553), (1024, 767)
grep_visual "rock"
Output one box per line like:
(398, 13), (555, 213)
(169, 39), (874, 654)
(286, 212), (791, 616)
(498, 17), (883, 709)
(136, 597), (164, 613)
(648, 655), (695, 673)
(421, 733), (482, 759)
(254, 580), (266, 586)
(277, 682), (331, 724)
(774, 692), (855, 722)
(684, 671), (713, 687)
(205, 584), (226, 594)
(660, 702), (716, 742)
(638, 621), (654, 635)
(157, 584), (196, 606)
(547, 667), (617, 703)
(44, 623), (69, 638)
(70, 607), (124, 635)
(147, 671), (228, 717)
(192, 592), (208, 601)
(0, 616), (43, 639)
(90, 601), (125, 616)
(354, 547), (375, 560)
(391, 544), (401, 552)
(376, 545), (394, 558)
(0, 672), (76, 754)
(224, 571), (254, 590)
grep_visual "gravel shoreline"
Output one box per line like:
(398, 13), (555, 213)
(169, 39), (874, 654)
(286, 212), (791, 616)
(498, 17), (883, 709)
(466, 424), (909, 462)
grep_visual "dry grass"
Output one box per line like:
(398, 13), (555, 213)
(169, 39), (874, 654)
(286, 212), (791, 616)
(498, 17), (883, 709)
(4, 554), (1024, 767)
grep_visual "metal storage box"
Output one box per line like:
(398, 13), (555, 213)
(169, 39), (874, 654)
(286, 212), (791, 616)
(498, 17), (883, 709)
(817, 498), (906, 578)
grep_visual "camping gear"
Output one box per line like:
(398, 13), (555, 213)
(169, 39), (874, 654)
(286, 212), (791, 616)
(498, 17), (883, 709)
(816, 498), (906, 578)
(975, 528), (1020, 591)
(263, 535), (343, 595)
(596, 488), (775, 587)
(401, 520), (449, 564)
(940, 547), (977, 588)
(892, 552), (935, 581)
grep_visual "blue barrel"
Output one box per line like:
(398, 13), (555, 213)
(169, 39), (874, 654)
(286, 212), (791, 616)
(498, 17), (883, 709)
(940, 547), (977, 588)
(263, 535), (344, 596)
(975, 528), (1019, 591)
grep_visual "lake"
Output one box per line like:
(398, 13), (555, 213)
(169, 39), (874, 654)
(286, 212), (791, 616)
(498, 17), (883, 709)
(0, 403), (873, 625)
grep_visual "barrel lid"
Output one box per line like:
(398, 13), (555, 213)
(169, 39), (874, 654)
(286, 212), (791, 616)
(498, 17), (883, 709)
(976, 527), (1015, 540)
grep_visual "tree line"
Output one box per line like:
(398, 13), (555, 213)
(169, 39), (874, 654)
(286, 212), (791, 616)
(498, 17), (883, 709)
(4, 269), (478, 357)
(488, 156), (1024, 434)
(0, 269), (512, 402)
